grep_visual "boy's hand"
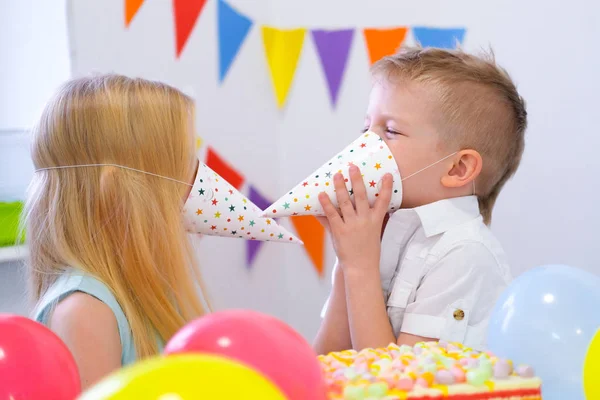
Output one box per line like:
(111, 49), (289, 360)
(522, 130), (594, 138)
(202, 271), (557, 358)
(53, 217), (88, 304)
(318, 165), (393, 275)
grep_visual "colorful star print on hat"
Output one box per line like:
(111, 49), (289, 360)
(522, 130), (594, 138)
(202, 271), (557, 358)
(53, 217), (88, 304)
(263, 132), (403, 217)
(183, 163), (302, 244)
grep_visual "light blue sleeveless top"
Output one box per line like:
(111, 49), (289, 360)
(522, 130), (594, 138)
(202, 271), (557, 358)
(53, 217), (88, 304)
(32, 269), (140, 366)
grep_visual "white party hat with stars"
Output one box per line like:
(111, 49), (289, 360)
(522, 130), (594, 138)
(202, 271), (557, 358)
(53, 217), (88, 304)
(183, 163), (302, 244)
(262, 132), (403, 218)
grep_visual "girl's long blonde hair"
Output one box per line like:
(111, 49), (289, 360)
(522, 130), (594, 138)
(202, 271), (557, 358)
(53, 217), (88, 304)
(24, 74), (208, 358)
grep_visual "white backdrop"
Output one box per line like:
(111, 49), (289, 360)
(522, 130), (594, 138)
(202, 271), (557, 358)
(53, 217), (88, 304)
(67, 0), (600, 340)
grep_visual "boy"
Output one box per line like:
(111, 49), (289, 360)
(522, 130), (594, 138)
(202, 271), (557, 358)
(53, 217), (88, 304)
(314, 47), (526, 354)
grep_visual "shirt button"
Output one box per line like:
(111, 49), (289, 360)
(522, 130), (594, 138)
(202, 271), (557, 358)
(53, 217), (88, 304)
(453, 309), (465, 321)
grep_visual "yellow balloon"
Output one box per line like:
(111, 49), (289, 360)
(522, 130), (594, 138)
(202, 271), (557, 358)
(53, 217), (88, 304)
(584, 328), (600, 400)
(78, 354), (287, 399)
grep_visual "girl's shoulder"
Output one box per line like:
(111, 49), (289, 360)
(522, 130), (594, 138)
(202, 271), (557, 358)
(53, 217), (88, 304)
(32, 269), (137, 365)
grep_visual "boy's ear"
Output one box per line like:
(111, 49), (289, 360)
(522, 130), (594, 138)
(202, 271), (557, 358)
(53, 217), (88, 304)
(441, 150), (482, 189)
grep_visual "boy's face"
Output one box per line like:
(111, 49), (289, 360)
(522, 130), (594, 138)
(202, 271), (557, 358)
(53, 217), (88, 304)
(364, 79), (453, 208)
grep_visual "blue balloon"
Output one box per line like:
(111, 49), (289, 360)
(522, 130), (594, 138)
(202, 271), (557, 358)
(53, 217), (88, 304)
(487, 265), (600, 400)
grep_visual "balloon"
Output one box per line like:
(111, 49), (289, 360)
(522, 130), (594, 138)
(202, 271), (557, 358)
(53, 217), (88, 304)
(78, 354), (286, 399)
(584, 329), (600, 400)
(487, 265), (600, 400)
(0, 314), (81, 400)
(164, 309), (327, 400)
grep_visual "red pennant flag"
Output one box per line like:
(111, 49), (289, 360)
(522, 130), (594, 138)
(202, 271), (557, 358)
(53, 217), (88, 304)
(173, 0), (208, 58)
(205, 147), (245, 190)
(125, 0), (145, 27)
(291, 216), (325, 276)
(363, 27), (408, 65)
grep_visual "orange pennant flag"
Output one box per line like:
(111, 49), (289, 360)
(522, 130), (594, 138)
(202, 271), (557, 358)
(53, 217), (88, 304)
(291, 216), (325, 276)
(125, 0), (145, 27)
(363, 27), (408, 65)
(173, 0), (208, 57)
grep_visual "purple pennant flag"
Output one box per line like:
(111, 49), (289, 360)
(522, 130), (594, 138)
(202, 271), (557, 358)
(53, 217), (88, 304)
(246, 185), (272, 267)
(311, 29), (355, 107)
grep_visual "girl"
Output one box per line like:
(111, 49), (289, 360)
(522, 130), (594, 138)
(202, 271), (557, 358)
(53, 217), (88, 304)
(24, 75), (209, 389)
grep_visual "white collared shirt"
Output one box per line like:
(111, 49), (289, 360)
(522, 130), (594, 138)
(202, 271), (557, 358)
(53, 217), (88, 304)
(322, 196), (511, 351)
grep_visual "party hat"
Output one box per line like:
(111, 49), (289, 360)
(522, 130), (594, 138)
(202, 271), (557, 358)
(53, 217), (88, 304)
(183, 163), (302, 244)
(263, 132), (402, 217)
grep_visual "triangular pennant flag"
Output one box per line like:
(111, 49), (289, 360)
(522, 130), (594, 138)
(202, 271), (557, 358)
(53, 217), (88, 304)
(205, 147), (245, 190)
(311, 29), (355, 107)
(261, 26), (307, 108)
(363, 27), (408, 65)
(246, 185), (272, 267)
(412, 27), (466, 49)
(173, 0), (208, 58)
(263, 132), (402, 217)
(246, 233), (262, 267)
(183, 164), (302, 244)
(125, 0), (145, 27)
(291, 216), (325, 276)
(218, 0), (253, 83)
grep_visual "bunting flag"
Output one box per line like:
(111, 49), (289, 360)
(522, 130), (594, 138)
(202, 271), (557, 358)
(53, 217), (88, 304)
(363, 27), (408, 65)
(125, 0), (145, 27)
(126, 0), (465, 110)
(291, 216), (325, 276)
(311, 29), (355, 108)
(218, 0), (253, 83)
(173, 0), (208, 57)
(262, 26), (307, 108)
(246, 185), (272, 266)
(412, 27), (466, 49)
(205, 147), (245, 190)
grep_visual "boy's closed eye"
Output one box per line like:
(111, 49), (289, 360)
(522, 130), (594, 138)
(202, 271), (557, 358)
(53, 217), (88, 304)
(360, 127), (407, 137)
(385, 128), (407, 137)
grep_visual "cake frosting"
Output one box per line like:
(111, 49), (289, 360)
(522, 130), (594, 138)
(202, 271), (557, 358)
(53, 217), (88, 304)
(318, 341), (542, 399)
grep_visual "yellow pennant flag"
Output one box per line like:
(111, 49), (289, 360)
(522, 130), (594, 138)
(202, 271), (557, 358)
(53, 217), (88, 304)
(261, 26), (306, 108)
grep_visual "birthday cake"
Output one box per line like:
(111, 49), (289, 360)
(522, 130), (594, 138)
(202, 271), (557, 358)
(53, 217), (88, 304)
(319, 341), (542, 400)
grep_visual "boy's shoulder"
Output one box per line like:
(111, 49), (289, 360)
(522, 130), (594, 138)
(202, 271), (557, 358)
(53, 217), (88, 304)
(432, 212), (504, 258)
(409, 196), (510, 275)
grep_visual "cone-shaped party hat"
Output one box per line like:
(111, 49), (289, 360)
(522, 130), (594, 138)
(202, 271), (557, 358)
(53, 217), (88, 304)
(183, 163), (302, 244)
(263, 132), (402, 217)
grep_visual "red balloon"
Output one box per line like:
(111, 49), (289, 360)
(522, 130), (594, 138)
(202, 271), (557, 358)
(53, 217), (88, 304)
(0, 314), (81, 400)
(164, 310), (327, 400)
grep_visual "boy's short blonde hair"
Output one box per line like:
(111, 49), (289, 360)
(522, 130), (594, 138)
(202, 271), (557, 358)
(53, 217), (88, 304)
(372, 47), (527, 225)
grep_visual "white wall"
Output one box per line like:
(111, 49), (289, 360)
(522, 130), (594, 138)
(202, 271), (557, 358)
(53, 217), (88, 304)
(0, 0), (70, 130)
(2, 0), (599, 341)
(0, 261), (28, 315)
(0, 0), (69, 202)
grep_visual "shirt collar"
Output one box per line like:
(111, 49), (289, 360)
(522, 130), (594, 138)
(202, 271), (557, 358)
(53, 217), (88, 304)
(414, 196), (481, 237)
(389, 196), (481, 238)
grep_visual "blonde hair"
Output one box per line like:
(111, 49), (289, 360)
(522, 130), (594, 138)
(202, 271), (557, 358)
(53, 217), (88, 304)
(372, 47), (527, 224)
(23, 74), (208, 358)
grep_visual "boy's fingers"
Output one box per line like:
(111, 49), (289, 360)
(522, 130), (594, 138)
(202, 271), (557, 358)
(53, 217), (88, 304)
(319, 192), (343, 227)
(333, 172), (356, 220)
(349, 165), (369, 215)
(374, 173), (393, 218)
